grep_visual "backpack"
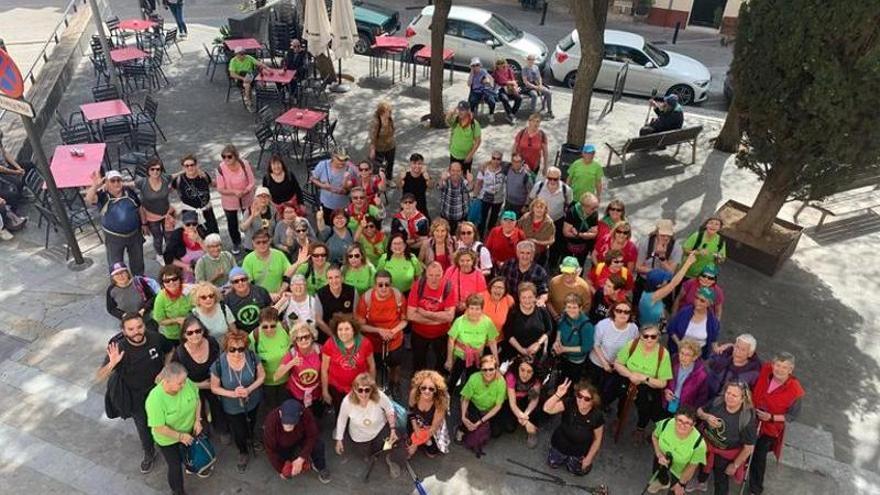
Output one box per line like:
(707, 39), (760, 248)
(594, 263), (629, 282)
(623, 337), (665, 378)
(692, 228), (725, 253)
(362, 287), (404, 322)
(183, 433), (217, 475)
(534, 180), (572, 206)
(660, 417), (704, 452)
(416, 277), (452, 302)
(646, 233), (676, 266)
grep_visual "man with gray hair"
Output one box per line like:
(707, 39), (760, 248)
(529, 166), (572, 265)
(498, 239), (549, 305)
(704, 333), (762, 399)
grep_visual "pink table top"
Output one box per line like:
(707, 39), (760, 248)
(414, 46), (454, 61)
(49, 144), (107, 189)
(224, 38), (263, 51)
(257, 69), (296, 84)
(110, 47), (149, 63)
(118, 19), (157, 31)
(371, 35), (408, 50)
(80, 99), (132, 121)
(276, 108), (327, 130)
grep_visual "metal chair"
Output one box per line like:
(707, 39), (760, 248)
(60, 126), (94, 145)
(255, 120), (283, 170)
(100, 117), (134, 144)
(131, 94), (166, 141)
(118, 129), (159, 175)
(254, 85), (286, 119)
(92, 84), (121, 102)
(203, 43), (228, 81)
(163, 28), (182, 58)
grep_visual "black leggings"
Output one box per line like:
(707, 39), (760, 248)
(227, 407), (259, 454)
(411, 333), (447, 373)
(447, 356), (478, 392)
(632, 384), (663, 429)
(159, 443), (184, 493)
(224, 209), (241, 246)
(374, 148), (396, 179)
(202, 207), (219, 235)
(479, 201), (503, 236)
(146, 219), (167, 255)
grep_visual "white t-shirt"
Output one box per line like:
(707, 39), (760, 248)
(529, 180), (571, 221)
(193, 304), (235, 338)
(477, 168), (505, 204)
(684, 318), (708, 349)
(334, 390), (395, 442)
(589, 318), (639, 367)
(458, 240), (492, 273)
(282, 295), (323, 326)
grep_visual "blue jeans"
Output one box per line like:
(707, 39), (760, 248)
(168, 3), (186, 33)
(468, 89), (496, 114)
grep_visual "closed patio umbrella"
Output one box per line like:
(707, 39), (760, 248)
(329, 0), (358, 92)
(303, 0), (332, 58)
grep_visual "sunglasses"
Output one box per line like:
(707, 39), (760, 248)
(312, 252), (327, 258)
(149, 167), (162, 172)
(199, 294), (216, 300)
(491, 156), (502, 161)
(481, 367), (496, 372)
(358, 167), (371, 172)
(185, 222), (198, 227)
(700, 275), (716, 281)
(347, 253), (361, 259)
(294, 228), (308, 233)
(185, 328), (203, 336)
(183, 163), (196, 168)
(615, 230), (631, 235)
(364, 223), (376, 229)
(608, 207), (624, 212)
(108, 178), (122, 183)
(260, 323), (275, 330)
(221, 154), (234, 159)
(295, 334), (313, 342)
(231, 278), (248, 284)
(611, 259), (624, 264)
(228, 346), (246, 353)
(576, 393), (592, 401)
(352, 196), (365, 200)
(376, 282), (391, 288)
(460, 230), (474, 235)
(163, 276), (181, 283)
(356, 387), (372, 394)
(253, 239), (269, 245)
(419, 385), (436, 392)
(614, 308), (631, 315)
(642, 333), (660, 340)
(547, 178), (560, 182)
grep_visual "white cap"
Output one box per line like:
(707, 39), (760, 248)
(234, 46), (245, 54)
(470, 57), (481, 66)
(255, 186), (271, 197)
(105, 170), (123, 180)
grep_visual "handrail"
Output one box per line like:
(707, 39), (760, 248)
(0, 0), (92, 123)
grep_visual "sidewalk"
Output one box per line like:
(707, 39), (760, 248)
(0, 2), (878, 493)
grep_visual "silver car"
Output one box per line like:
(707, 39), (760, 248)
(405, 5), (549, 75)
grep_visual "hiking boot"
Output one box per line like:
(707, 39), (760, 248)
(231, 244), (242, 255)
(545, 111), (555, 120)
(237, 453), (249, 473)
(646, 477), (671, 494)
(686, 480), (708, 492)
(252, 438), (264, 452)
(314, 464), (332, 484)
(0, 229), (13, 241)
(385, 456), (401, 479)
(7, 216), (27, 232)
(140, 449), (157, 474)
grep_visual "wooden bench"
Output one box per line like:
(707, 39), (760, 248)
(793, 170), (880, 230)
(605, 125), (703, 177)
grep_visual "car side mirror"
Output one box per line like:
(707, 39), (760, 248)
(485, 39), (499, 48)
(644, 61), (657, 69)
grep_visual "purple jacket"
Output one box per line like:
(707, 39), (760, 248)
(704, 347), (762, 399)
(666, 305), (721, 359)
(662, 356), (709, 410)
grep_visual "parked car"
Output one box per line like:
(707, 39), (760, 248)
(548, 29), (712, 105)
(350, 1), (401, 55)
(405, 5), (548, 75)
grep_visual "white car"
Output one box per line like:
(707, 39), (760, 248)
(405, 6), (549, 74)
(549, 29), (711, 105)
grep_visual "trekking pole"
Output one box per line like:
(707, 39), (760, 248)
(738, 421), (762, 495)
(639, 452), (672, 495)
(614, 383), (638, 442)
(644, 89), (658, 125)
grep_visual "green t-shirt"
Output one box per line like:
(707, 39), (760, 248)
(228, 54), (259, 75)
(448, 315), (498, 358)
(360, 235), (388, 267)
(152, 290), (194, 341)
(249, 324), (291, 386)
(376, 255), (422, 293)
(461, 372), (506, 412)
(449, 119), (482, 160)
(146, 379), (200, 447)
(616, 340), (673, 380)
(344, 264), (376, 295)
(295, 263), (330, 295)
(682, 231), (727, 278)
(347, 205), (382, 232)
(567, 158), (604, 203)
(242, 249), (291, 293)
(653, 417), (708, 479)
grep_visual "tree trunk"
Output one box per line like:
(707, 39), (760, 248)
(736, 162), (797, 237)
(714, 96), (741, 152)
(566, 0), (609, 146)
(428, 0), (451, 128)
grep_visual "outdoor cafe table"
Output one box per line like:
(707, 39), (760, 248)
(411, 45), (455, 87)
(369, 35), (409, 84)
(224, 38), (263, 53)
(276, 107), (327, 131)
(257, 68), (296, 85)
(80, 99), (132, 122)
(118, 19), (157, 31)
(48, 144), (107, 189)
(110, 47), (149, 64)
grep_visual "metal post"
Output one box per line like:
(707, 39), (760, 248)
(20, 116), (88, 267)
(540, 1), (549, 26)
(673, 22), (681, 44)
(87, 0), (119, 87)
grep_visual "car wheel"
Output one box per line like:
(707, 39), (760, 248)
(564, 71), (577, 89)
(354, 33), (371, 55)
(667, 84), (695, 105)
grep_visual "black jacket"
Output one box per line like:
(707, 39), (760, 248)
(649, 107), (684, 133)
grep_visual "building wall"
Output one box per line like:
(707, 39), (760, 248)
(721, 0), (744, 35)
(647, 0), (693, 29)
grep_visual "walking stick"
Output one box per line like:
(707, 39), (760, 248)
(644, 89), (658, 125)
(614, 383), (638, 443)
(639, 452), (672, 495)
(738, 420), (762, 495)
(379, 340), (390, 392)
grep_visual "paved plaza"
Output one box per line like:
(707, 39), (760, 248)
(0, 1), (878, 493)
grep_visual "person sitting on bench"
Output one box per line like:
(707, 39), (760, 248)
(640, 95), (684, 136)
(467, 58), (496, 115)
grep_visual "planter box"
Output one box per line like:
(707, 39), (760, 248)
(716, 199), (803, 276)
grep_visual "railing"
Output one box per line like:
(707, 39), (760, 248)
(0, 0), (96, 123)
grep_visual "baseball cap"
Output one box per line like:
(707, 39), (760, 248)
(664, 94), (679, 106)
(229, 266), (248, 280)
(470, 57), (481, 66)
(655, 219), (674, 236)
(701, 264), (719, 277)
(697, 286), (716, 303)
(559, 256), (580, 274)
(234, 46), (245, 54)
(255, 186), (271, 197)
(180, 210), (198, 225)
(109, 262), (129, 276)
(457, 100), (470, 111)
(646, 269), (672, 291)
(105, 170), (123, 180)
(581, 144), (596, 154)
(401, 192), (417, 203)
(280, 399), (303, 425)
(500, 211), (517, 221)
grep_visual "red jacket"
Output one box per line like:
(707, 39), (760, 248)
(263, 406), (320, 474)
(751, 362), (804, 459)
(485, 226), (526, 266)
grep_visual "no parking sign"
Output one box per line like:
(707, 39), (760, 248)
(0, 49), (24, 99)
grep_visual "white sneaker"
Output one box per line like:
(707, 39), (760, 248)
(646, 477), (671, 494)
(0, 229), (13, 241)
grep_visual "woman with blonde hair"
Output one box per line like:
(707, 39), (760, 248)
(419, 218), (457, 271)
(190, 281), (236, 338)
(406, 370), (451, 458)
(368, 100), (396, 178)
(275, 321), (323, 412)
(215, 144), (255, 255)
(334, 372), (405, 477)
(694, 381), (757, 493)
(517, 197), (555, 266)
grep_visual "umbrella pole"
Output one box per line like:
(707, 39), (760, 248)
(329, 51), (350, 93)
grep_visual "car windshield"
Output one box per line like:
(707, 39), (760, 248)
(643, 41), (669, 67)
(485, 14), (522, 43)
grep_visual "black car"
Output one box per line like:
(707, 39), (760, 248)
(351, 1), (401, 55)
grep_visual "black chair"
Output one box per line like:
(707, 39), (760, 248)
(131, 94), (166, 141)
(255, 120), (282, 170)
(144, 50), (169, 87)
(34, 193), (104, 257)
(92, 84), (121, 102)
(105, 16), (130, 46)
(163, 28), (182, 58)
(118, 129), (159, 176)
(203, 43), (228, 81)
(89, 55), (111, 84)
(254, 85), (285, 118)
(100, 117), (134, 144)
(60, 126), (94, 145)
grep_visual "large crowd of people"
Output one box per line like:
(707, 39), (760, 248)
(93, 83), (802, 494)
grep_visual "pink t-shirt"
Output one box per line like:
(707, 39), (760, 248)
(443, 266), (488, 307)
(216, 161), (255, 210)
(280, 345), (322, 404)
(321, 337), (374, 393)
(680, 278), (725, 314)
